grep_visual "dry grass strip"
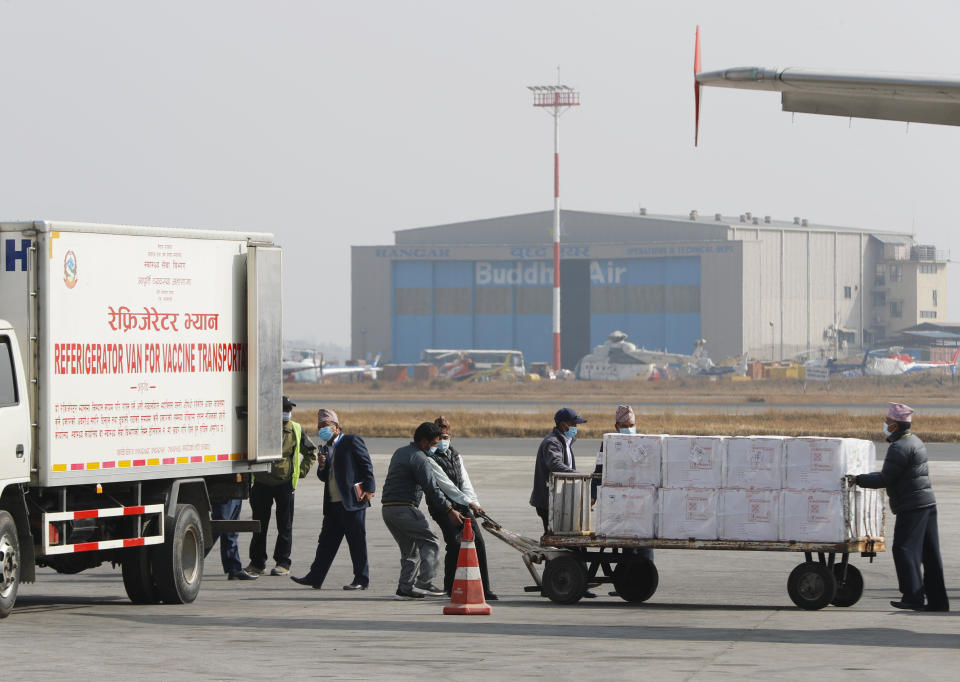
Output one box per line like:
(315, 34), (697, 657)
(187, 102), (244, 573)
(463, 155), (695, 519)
(291, 409), (960, 442)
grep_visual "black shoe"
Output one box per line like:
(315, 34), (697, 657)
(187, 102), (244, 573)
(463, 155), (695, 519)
(228, 570), (258, 581)
(924, 604), (950, 612)
(343, 583), (368, 591)
(608, 591), (619, 597)
(483, 591), (499, 601)
(582, 590), (597, 599)
(395, 588), (425, 600)
(291, 575), (322, 589)
(890, 600), (924, 611)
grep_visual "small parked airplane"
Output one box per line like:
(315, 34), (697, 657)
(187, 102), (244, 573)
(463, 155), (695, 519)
(283, 350), (381, 382)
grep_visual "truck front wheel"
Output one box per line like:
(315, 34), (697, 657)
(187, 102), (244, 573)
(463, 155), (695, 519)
(0, 511), (21, 618)
(152, 504), (204, 604)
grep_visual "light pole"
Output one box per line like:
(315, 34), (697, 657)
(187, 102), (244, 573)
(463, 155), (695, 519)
(528, 81), (580, 371)
(769, 321), (775, 362)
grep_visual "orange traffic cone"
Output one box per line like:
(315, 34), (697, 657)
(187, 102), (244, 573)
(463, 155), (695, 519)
(443, 518), (491, 615)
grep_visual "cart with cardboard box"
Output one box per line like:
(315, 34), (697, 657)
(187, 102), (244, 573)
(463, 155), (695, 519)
(484, 434), (886, 610)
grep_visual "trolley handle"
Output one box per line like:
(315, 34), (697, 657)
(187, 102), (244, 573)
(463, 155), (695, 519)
(477, 511), (502, 530)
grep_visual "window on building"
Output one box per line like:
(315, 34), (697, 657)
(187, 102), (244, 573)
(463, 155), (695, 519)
(888, 264), (903, 282)
(890, 300), (903, 318)
(933, 290), (938, 307)
(872, 292), (886, 307)
(844, 286), (852, 299)
(920, 263), (939, 274)
(920, 310), (938, 319)
(874, 263), (885, 287)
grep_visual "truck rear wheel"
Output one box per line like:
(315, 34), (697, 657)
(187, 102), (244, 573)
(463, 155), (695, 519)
(0, 511), (21, 618)
(122, 546), (161, 604)
(153, 504), (204, 604)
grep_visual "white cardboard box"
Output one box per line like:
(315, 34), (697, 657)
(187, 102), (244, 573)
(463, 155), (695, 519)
(596, 485), (657, 538)
(658, 487), (720, 540)
(784, 438), (875, 491)
(602, 434), (662, 487)
(662, 436), (725, 489)
(720, 489), (780, 541)
(780, 489), (848, 542)
(724, 437), (785, 489)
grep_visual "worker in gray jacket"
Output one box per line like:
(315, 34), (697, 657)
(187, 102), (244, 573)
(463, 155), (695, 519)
(381, 421), (464, 600)
(848, 402), (949, 612)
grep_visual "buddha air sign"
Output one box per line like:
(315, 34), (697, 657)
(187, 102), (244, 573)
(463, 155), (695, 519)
(474, 261), (627, 286)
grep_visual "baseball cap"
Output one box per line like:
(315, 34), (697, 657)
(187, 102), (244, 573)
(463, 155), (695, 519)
(554, 407), (587, 424)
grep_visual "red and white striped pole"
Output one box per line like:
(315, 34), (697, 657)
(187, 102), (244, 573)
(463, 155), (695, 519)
(529, 83), (580, 371)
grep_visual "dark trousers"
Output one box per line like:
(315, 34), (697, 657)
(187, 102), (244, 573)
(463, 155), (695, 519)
(536, 507), (549, 534)
(892, 506), (949, 609)
(431, 509), (491, 594)
(249, 481), (295, 569)
(206, 498), (242, 575)
(303, 502), (369, 587)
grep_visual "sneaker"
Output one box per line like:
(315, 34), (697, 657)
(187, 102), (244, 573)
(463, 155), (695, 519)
(415, 584), (446, 597)
(395, 588), (425, 600)
(271, 565), (290, 576)
(228, 569), (258, 581)
(244, 563), (266, 576)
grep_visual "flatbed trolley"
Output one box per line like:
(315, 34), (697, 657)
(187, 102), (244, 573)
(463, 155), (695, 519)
(481, 473), (885, 610)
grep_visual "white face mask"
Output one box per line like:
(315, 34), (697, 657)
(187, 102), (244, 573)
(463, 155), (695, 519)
(282, 411), (291, 422)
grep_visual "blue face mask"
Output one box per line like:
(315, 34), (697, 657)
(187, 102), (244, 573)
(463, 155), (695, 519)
(882, 422), (892, 438)
(282, 411), (291, 422)
(437, 439), (450, 453)
(317, 426), (334, 443)
(619, 426), (636, 435)
(427, 445), (438, 455)
(566, 426), (578, 439)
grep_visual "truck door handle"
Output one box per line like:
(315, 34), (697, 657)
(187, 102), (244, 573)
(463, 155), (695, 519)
(16, 444), (24, 458)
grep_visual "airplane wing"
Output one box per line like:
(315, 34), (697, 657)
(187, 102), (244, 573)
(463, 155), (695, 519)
(691, 26), (960, 143)
(696, 66), (960, 127)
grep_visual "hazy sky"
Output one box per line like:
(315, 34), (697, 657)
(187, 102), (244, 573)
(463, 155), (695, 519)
(2, 1), (958, 349)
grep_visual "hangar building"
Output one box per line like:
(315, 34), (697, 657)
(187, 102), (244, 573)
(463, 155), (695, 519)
(351, 210), (948, 366)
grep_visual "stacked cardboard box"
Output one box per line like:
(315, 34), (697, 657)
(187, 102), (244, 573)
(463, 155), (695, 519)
(595, 433), (882, 543)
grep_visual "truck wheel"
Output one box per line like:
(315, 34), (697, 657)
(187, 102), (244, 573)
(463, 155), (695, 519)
(541, 555), (587, 605)
(153, 504), (204, 604)
(830, 564), (864, 607)
(613, 558), (659, 603)
(787, 561), (837, 610)
(122, 547), (161, 604)
(0, 511), (20, 618)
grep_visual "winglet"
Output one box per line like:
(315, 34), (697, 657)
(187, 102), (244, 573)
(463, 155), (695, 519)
(694, 25), (702, 146)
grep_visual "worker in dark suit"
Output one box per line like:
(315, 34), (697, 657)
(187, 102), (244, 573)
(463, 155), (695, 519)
(291, 408), (376, 590)
(530, 407), (586, 534)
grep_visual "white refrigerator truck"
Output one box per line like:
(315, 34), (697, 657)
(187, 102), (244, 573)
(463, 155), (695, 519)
(0, 221), (282, 617)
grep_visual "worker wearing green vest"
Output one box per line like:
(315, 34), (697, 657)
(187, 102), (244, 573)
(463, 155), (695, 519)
(246, 396), (317, 576)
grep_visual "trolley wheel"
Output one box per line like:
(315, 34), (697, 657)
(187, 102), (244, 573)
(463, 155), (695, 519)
(830, 564), (864, 607)
(787, 561), (837, 611)
(541, 555), (588, 605)
(612, 559), (659, 603)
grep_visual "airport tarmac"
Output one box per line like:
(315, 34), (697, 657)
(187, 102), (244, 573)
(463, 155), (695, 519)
(5, 446), (959, 680)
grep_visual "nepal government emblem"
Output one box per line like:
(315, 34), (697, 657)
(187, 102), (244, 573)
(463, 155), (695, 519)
(63, 250), (78, 289)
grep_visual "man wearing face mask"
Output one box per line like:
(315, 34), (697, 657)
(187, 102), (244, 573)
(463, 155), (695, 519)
(246, 396), (317, 577)
(381, 421), (464, 600)
(425, 415), (497, 600)
(291, 408), (376, 591)
(847, 402), (949, 612)
(530, 407), (587, 534)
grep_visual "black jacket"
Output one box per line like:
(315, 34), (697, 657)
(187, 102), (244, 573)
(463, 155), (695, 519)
(529, 427), (577, 509)
(856, 431), (936, 514)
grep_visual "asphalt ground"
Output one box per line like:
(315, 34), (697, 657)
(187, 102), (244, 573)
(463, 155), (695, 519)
(5, 445), (959, 680)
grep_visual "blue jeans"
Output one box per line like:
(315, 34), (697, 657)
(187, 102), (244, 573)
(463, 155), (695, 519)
(207, 498), (242, 575)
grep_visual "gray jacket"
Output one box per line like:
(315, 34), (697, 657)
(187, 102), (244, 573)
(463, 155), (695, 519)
(529, 427), (577, 509)
(856, 431), (936, 514)
(381, 442), (451, 512)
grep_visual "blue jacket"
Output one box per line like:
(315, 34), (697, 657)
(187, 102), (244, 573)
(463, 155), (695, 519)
(316, 434), (376, 513)
(529, 427), (577, 509)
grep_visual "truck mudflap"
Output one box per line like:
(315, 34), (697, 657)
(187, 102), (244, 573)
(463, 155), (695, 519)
(42, 504), (165, 555)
